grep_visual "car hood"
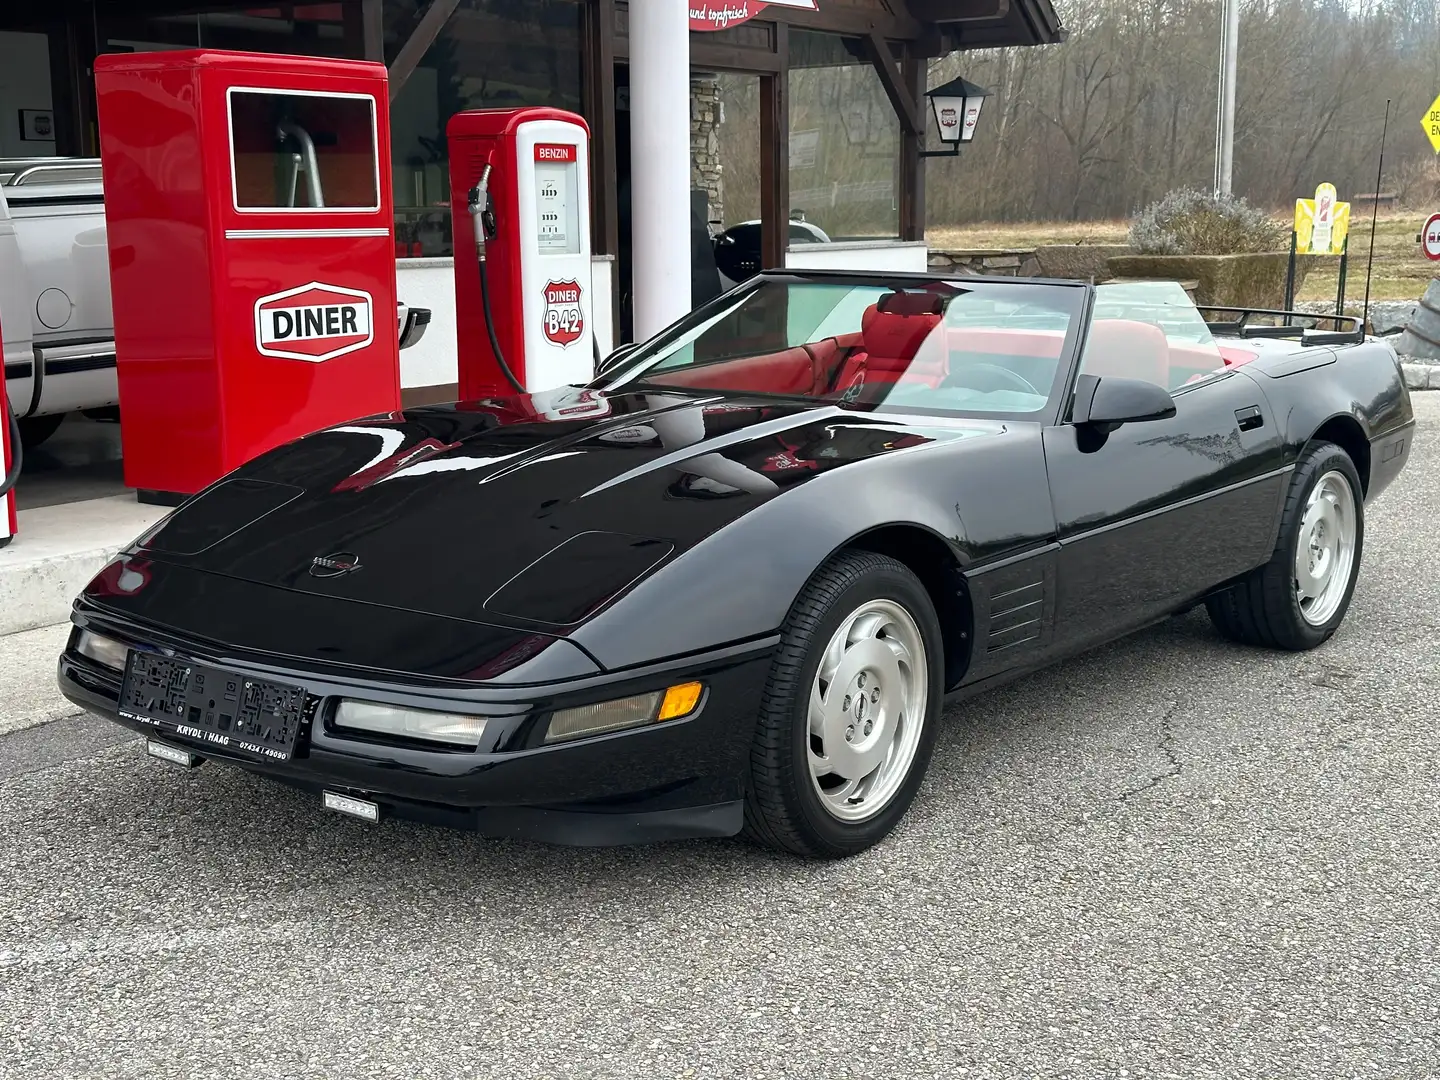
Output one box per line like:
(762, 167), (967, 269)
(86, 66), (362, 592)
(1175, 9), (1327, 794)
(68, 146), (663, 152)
(125, 386), (997, 633)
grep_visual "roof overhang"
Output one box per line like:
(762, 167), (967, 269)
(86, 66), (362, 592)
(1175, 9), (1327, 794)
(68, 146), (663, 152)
(905, 0), (1067, 52)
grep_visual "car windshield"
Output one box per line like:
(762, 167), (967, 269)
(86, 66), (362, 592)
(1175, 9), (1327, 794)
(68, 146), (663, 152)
(593, 276), (1087, 418)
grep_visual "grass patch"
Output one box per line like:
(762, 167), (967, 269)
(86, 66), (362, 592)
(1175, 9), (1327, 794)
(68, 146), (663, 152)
(927, 212), (1439, 302)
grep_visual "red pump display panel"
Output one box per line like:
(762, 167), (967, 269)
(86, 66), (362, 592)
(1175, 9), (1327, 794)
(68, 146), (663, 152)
(94, 49), (401, 504)
(447, 108), (594, 400)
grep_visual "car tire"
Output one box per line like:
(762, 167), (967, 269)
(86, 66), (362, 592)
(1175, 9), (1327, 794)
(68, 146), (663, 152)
(17, 413), (66, 451)
(742, 550), (944, 858)
(1205, 440), (1365, 651)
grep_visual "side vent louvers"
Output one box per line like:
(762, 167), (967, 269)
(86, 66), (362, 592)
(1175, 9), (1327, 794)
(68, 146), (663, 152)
(986, 580), (1044, 653)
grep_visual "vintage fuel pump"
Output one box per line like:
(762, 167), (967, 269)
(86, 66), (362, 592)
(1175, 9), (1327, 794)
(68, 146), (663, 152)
(94, 49), (402, 505)
(447, 108), (595, 401)
(0, 305), (18, 549)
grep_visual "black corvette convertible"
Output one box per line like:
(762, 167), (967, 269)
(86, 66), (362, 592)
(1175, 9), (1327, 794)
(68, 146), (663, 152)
(58, 271), (1415, 858)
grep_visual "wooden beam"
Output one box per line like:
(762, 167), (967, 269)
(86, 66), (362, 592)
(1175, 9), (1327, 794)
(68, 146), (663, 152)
(758, 39), (789, 271)
(387, 0), (462, 102)
(898, 51), (926, 242)
(863, 30), (921, 136)
(362, 0), (385, 62)
(585, 0), (620, 263)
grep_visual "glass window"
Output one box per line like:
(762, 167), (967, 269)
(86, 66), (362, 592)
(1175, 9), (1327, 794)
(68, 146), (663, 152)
(387, 0), (585, 257)
(787, 31), (900, 242)
(596, 276), (1085, 419)
(1083, 280), (1226, 391)
(229, 90), (379, 211)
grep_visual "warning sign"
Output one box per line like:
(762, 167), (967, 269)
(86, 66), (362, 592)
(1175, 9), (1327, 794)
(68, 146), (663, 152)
(254, 281), (373, 362)
(1424, 92), (1440, 154)
(541, 280), (584, 348)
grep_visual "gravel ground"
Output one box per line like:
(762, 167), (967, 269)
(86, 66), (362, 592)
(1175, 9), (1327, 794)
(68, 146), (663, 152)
(2, 397), (1437, 1080)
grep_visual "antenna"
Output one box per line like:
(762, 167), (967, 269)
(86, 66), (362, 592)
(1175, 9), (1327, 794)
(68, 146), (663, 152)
(1362, 98), (1391, 332)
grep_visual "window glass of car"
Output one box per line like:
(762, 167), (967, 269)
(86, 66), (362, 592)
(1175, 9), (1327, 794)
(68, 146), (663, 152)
(594, 276), (1087, 419)
(1081, 280), (1227, 392)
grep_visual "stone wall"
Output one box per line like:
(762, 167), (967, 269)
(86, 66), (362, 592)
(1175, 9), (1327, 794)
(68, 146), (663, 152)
(691, 76), (723, 224)
(927, 248), (1041, 276)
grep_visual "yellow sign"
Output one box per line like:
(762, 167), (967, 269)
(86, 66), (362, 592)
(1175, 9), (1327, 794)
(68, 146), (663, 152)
(1424, 92), (1440, 153)
(1294, 182), (1351, 255)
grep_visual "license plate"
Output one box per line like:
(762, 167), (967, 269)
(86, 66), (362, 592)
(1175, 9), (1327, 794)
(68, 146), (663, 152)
(147, 739), (201, 768)
(119, 652), (307, 762)
(323, 791), (380, 822)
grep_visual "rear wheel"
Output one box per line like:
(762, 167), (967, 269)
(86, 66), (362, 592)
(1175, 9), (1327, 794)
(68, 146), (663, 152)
(1205, 440), (1364, 650)
(743, 550), (943, 858)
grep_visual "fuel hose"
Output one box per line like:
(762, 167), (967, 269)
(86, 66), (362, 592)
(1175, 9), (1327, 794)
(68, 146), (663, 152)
(477, 258), (528, 397)
(468, 166), (528, 398)
(0, 396), (22, 499)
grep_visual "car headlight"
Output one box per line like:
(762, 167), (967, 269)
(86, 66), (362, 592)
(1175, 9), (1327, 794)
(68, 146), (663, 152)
(75, 629), (130, 672)
(333, 700), (488, 748)
(545, 682), (703, 744)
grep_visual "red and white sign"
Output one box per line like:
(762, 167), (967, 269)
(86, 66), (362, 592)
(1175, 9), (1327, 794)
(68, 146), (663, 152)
(254, 281), (374, 362)
(689, 0), (816, 32)
(939, 107), (958, 130)
(1423, 212), (1440, 261)
(534, 143), (577, 163)
(541, 280), (585, 348)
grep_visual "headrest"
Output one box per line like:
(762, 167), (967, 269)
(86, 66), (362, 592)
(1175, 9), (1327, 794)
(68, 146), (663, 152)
(1082, 318), (1170, 386)
(861, 303), (942, 362)
(876, 288), (949, 316)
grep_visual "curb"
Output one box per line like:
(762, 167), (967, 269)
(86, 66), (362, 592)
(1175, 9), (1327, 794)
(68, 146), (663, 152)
(1402, 363), (1440, 391)
(0, 496), (168, 637)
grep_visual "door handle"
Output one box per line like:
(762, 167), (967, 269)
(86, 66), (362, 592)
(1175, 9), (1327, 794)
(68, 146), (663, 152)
(1235, 405), (1264, 431)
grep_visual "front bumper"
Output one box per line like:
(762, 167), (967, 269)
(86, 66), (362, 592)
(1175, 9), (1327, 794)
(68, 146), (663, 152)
(58, 614), (777, 847)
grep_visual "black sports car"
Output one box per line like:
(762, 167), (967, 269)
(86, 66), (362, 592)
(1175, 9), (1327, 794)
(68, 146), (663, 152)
(58, 272), (1416, 858)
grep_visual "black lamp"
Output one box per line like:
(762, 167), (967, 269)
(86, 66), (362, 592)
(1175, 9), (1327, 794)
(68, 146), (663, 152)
(921, 76), (990, 158)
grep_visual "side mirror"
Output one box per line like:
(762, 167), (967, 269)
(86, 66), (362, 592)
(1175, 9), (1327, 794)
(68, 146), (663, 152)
(1070, 373), (1176, 432)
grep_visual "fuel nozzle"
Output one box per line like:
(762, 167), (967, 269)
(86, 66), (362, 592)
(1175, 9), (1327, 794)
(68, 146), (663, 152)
(467, 163), (495, 262)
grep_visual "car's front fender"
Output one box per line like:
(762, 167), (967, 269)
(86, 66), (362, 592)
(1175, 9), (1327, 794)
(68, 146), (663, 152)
(568, 422), (1057, 672)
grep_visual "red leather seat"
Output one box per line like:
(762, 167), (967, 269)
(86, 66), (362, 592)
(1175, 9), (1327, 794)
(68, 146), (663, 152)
(830, 291), (948, 393)
(1080, 318), (1171, 388)
(645, 345), (821, 395)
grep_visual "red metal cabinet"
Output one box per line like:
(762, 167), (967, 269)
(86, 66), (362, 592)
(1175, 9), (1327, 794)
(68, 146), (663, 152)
(95, 49), (401, 504)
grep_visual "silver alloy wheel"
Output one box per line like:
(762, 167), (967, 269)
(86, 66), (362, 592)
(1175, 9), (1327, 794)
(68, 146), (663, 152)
(807, 598), (928, 823)
(1294, 469), (1358, 626)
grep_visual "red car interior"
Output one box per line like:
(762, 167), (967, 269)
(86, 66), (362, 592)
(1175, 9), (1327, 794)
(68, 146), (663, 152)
(640, 288), (1252, 403)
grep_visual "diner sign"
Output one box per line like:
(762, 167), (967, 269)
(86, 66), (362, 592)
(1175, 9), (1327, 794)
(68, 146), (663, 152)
(690, 0), (817, 32)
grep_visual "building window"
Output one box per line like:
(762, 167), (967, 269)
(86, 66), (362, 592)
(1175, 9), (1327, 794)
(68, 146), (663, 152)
(386, 0), (585, 257)
(787, 30), (900, 241)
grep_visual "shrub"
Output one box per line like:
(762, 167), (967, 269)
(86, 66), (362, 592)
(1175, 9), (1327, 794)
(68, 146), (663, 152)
(1129, 188), (1288, 255)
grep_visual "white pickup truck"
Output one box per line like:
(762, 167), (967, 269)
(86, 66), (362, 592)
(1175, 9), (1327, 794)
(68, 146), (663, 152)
(1, 156), (429, 451)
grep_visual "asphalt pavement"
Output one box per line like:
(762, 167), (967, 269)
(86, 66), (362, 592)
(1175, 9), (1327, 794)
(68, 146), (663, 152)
(2, 397), (1438, 1080)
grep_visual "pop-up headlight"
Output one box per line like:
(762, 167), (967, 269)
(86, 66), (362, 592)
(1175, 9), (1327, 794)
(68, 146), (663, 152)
(544, 682), (703, 744)
(333, 700), (488, 748)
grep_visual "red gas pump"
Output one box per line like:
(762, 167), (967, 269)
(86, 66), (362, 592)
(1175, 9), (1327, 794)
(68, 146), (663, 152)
(447, 108), (595, 402)
(0, 305), (17, 548)
(94, 49), (402, 505)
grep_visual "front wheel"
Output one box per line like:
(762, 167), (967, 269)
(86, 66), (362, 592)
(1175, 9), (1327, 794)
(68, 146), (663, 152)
(1205, 440), (1364, 650)
(742, 550), (944, 858)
